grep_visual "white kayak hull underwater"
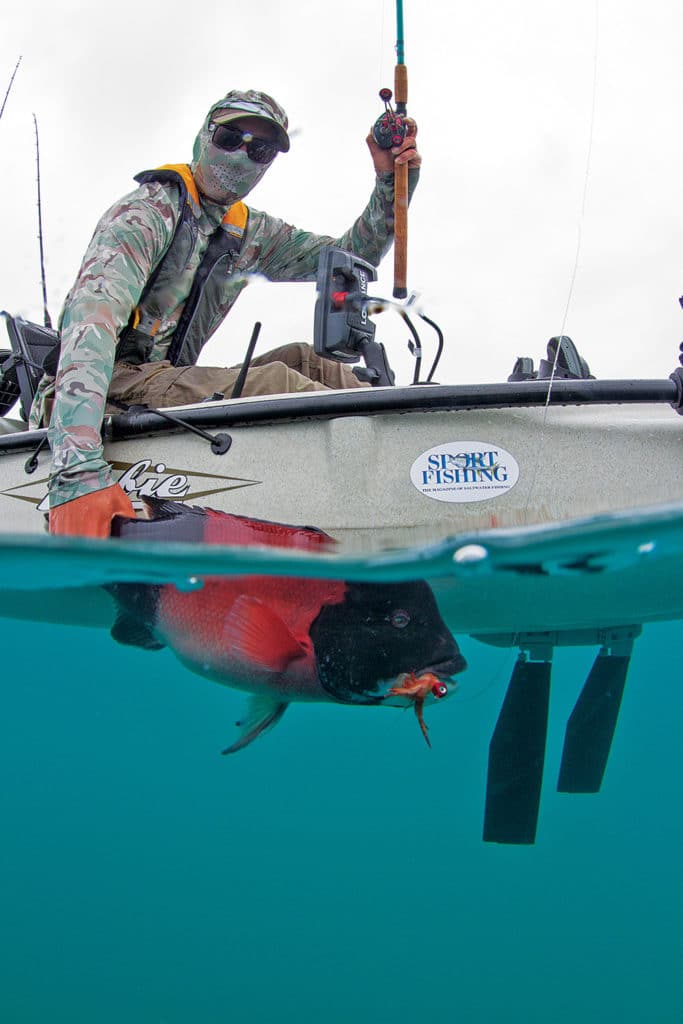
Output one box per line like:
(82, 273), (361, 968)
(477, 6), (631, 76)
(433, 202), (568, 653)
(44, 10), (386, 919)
(0, 382), (682, 550)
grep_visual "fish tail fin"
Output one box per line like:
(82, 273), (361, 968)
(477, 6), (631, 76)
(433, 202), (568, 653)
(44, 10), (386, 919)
(106, 583), (164, 651)
(110, 610), (164, 650)
(222, 696), (289, 755)
(111, 498), (207, 541)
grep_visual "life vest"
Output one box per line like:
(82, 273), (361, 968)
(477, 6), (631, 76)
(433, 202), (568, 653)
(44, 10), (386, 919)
(116, 164), (248, 367)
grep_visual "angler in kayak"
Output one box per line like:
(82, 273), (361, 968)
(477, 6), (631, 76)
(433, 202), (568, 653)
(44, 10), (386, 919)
(34, 89), (421, 538)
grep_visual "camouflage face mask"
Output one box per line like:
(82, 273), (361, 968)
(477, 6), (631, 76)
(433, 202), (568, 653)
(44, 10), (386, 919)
(192, 129), (271, 205)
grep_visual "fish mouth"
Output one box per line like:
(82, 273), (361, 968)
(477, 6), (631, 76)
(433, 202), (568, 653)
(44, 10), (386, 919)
(422, 654), (467, 680)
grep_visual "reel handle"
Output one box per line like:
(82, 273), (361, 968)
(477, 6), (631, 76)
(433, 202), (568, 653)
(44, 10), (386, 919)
(372, 88), (407, 150)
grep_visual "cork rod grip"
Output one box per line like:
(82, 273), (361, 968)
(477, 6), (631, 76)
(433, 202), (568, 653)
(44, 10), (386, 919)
(393, 163), (408, 299)
(393, 60), (408, 299)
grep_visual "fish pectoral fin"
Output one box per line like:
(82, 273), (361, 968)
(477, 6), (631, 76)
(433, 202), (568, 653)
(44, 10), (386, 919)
(222, 696), (289, 755)
(223, 595), (308, 673)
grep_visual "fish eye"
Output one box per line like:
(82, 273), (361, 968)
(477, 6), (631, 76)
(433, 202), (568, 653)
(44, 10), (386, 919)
(390, 609), (411, 629)
(432, 682), (449, 699)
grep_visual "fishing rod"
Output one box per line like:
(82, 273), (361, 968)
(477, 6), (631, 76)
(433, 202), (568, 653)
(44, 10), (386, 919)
(372, 0), (409, 298)
(33, 114), (52, 329)
(0, 57), (22, 122)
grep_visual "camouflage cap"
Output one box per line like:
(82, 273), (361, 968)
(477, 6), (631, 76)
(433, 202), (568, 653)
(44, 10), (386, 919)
(210, 90), (290, 153)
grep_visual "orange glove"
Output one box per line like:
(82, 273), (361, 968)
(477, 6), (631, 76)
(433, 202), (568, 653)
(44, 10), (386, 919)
(49, 483), (136, 538)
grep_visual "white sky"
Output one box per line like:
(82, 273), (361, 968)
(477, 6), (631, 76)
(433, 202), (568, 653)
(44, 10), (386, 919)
(1, 0), (682, 386)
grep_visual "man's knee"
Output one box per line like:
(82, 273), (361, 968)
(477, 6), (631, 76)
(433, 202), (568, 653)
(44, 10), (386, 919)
(241, 361), (327, 396)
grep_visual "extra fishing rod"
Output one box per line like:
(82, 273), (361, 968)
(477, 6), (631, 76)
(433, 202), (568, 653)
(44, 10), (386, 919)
(33, 114), (52, 329)
(0, 57), (22, 122)
(2, 60), (53, 330)
(372, 0), (409, 298)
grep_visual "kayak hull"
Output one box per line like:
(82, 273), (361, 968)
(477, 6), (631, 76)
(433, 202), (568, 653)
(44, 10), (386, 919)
(0, 389), (681, 550)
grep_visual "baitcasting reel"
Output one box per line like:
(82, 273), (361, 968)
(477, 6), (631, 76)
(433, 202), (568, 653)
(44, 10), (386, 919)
(372, 87), (407, 150)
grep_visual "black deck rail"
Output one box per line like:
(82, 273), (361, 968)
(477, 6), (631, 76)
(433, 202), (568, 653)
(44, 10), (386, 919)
(0, 376), (680, 455)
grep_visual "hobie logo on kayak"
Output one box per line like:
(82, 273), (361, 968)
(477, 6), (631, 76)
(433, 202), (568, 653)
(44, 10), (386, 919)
(27, 458), (261, 512)
(117, 460), (191, 499)
(410, 442), (519, 503)
(114, 459), (261, 503)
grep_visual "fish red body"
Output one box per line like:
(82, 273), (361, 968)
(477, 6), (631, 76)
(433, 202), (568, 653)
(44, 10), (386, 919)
(109, 499), (467, 751)
(157, 574), (347, 699)
(113, 502), (346, 699)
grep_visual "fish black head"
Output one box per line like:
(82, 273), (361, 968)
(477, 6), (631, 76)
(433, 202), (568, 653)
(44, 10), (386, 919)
(309, 579), (466, 705)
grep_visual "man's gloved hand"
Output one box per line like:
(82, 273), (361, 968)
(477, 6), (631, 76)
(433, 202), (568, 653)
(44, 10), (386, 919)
(49, 483), (136, 538)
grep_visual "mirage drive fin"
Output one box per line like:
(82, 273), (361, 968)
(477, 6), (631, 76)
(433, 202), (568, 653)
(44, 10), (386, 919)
(480, 626), (640, 844)
(484, 650), (552, 845)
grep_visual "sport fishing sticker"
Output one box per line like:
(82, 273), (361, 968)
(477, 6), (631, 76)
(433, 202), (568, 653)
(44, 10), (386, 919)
(410, 441), (519, 503)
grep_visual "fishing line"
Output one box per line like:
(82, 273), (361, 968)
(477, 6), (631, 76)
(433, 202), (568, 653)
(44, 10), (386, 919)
(378, 0), (387, 90)
(452, 646), (516, 708)
(524, 0), (600, 516)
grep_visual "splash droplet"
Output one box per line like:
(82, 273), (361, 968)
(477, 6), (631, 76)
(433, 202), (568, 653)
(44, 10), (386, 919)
(453, 544), (489, 565)
(173, 576), (204, 593)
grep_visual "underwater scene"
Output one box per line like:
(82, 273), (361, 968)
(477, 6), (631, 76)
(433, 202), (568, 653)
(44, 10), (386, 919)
(1, 502), (682, 1023)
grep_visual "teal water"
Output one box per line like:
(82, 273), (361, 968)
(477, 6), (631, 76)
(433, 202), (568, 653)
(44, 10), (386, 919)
(1, 506), (682, 1023)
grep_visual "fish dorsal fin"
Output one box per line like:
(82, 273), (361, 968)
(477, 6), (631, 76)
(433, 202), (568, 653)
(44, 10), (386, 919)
(222, 695), (289, 755)
(223, 595), (308, 673)
(204, 509), (335, 551)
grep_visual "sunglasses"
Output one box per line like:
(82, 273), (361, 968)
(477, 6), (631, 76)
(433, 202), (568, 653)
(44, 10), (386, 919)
(209, 123), (279, 165)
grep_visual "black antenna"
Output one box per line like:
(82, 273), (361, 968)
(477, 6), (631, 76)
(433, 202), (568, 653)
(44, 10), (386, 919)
(0, 56), (21, 122)
(230, 321), (262, 399)
(33, 113), (52, 329)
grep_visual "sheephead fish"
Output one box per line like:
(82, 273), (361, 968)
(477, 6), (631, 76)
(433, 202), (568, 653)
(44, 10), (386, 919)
(108, 498), (466, 752)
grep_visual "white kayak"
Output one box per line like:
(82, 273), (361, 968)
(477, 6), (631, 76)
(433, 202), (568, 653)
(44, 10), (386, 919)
(1, 379), (682, 549)
(2, 306), (682, 845)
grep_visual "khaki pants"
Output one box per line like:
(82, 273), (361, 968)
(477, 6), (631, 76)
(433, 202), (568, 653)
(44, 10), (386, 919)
(106, 343), (365, 413)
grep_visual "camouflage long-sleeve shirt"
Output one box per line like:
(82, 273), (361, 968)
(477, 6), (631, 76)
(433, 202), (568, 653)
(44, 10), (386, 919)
(44, 167), (419, 508)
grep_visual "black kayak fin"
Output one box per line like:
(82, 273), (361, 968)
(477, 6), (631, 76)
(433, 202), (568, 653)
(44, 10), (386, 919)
(483, 651), (552, 845)
(557, 631), (638, 793)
